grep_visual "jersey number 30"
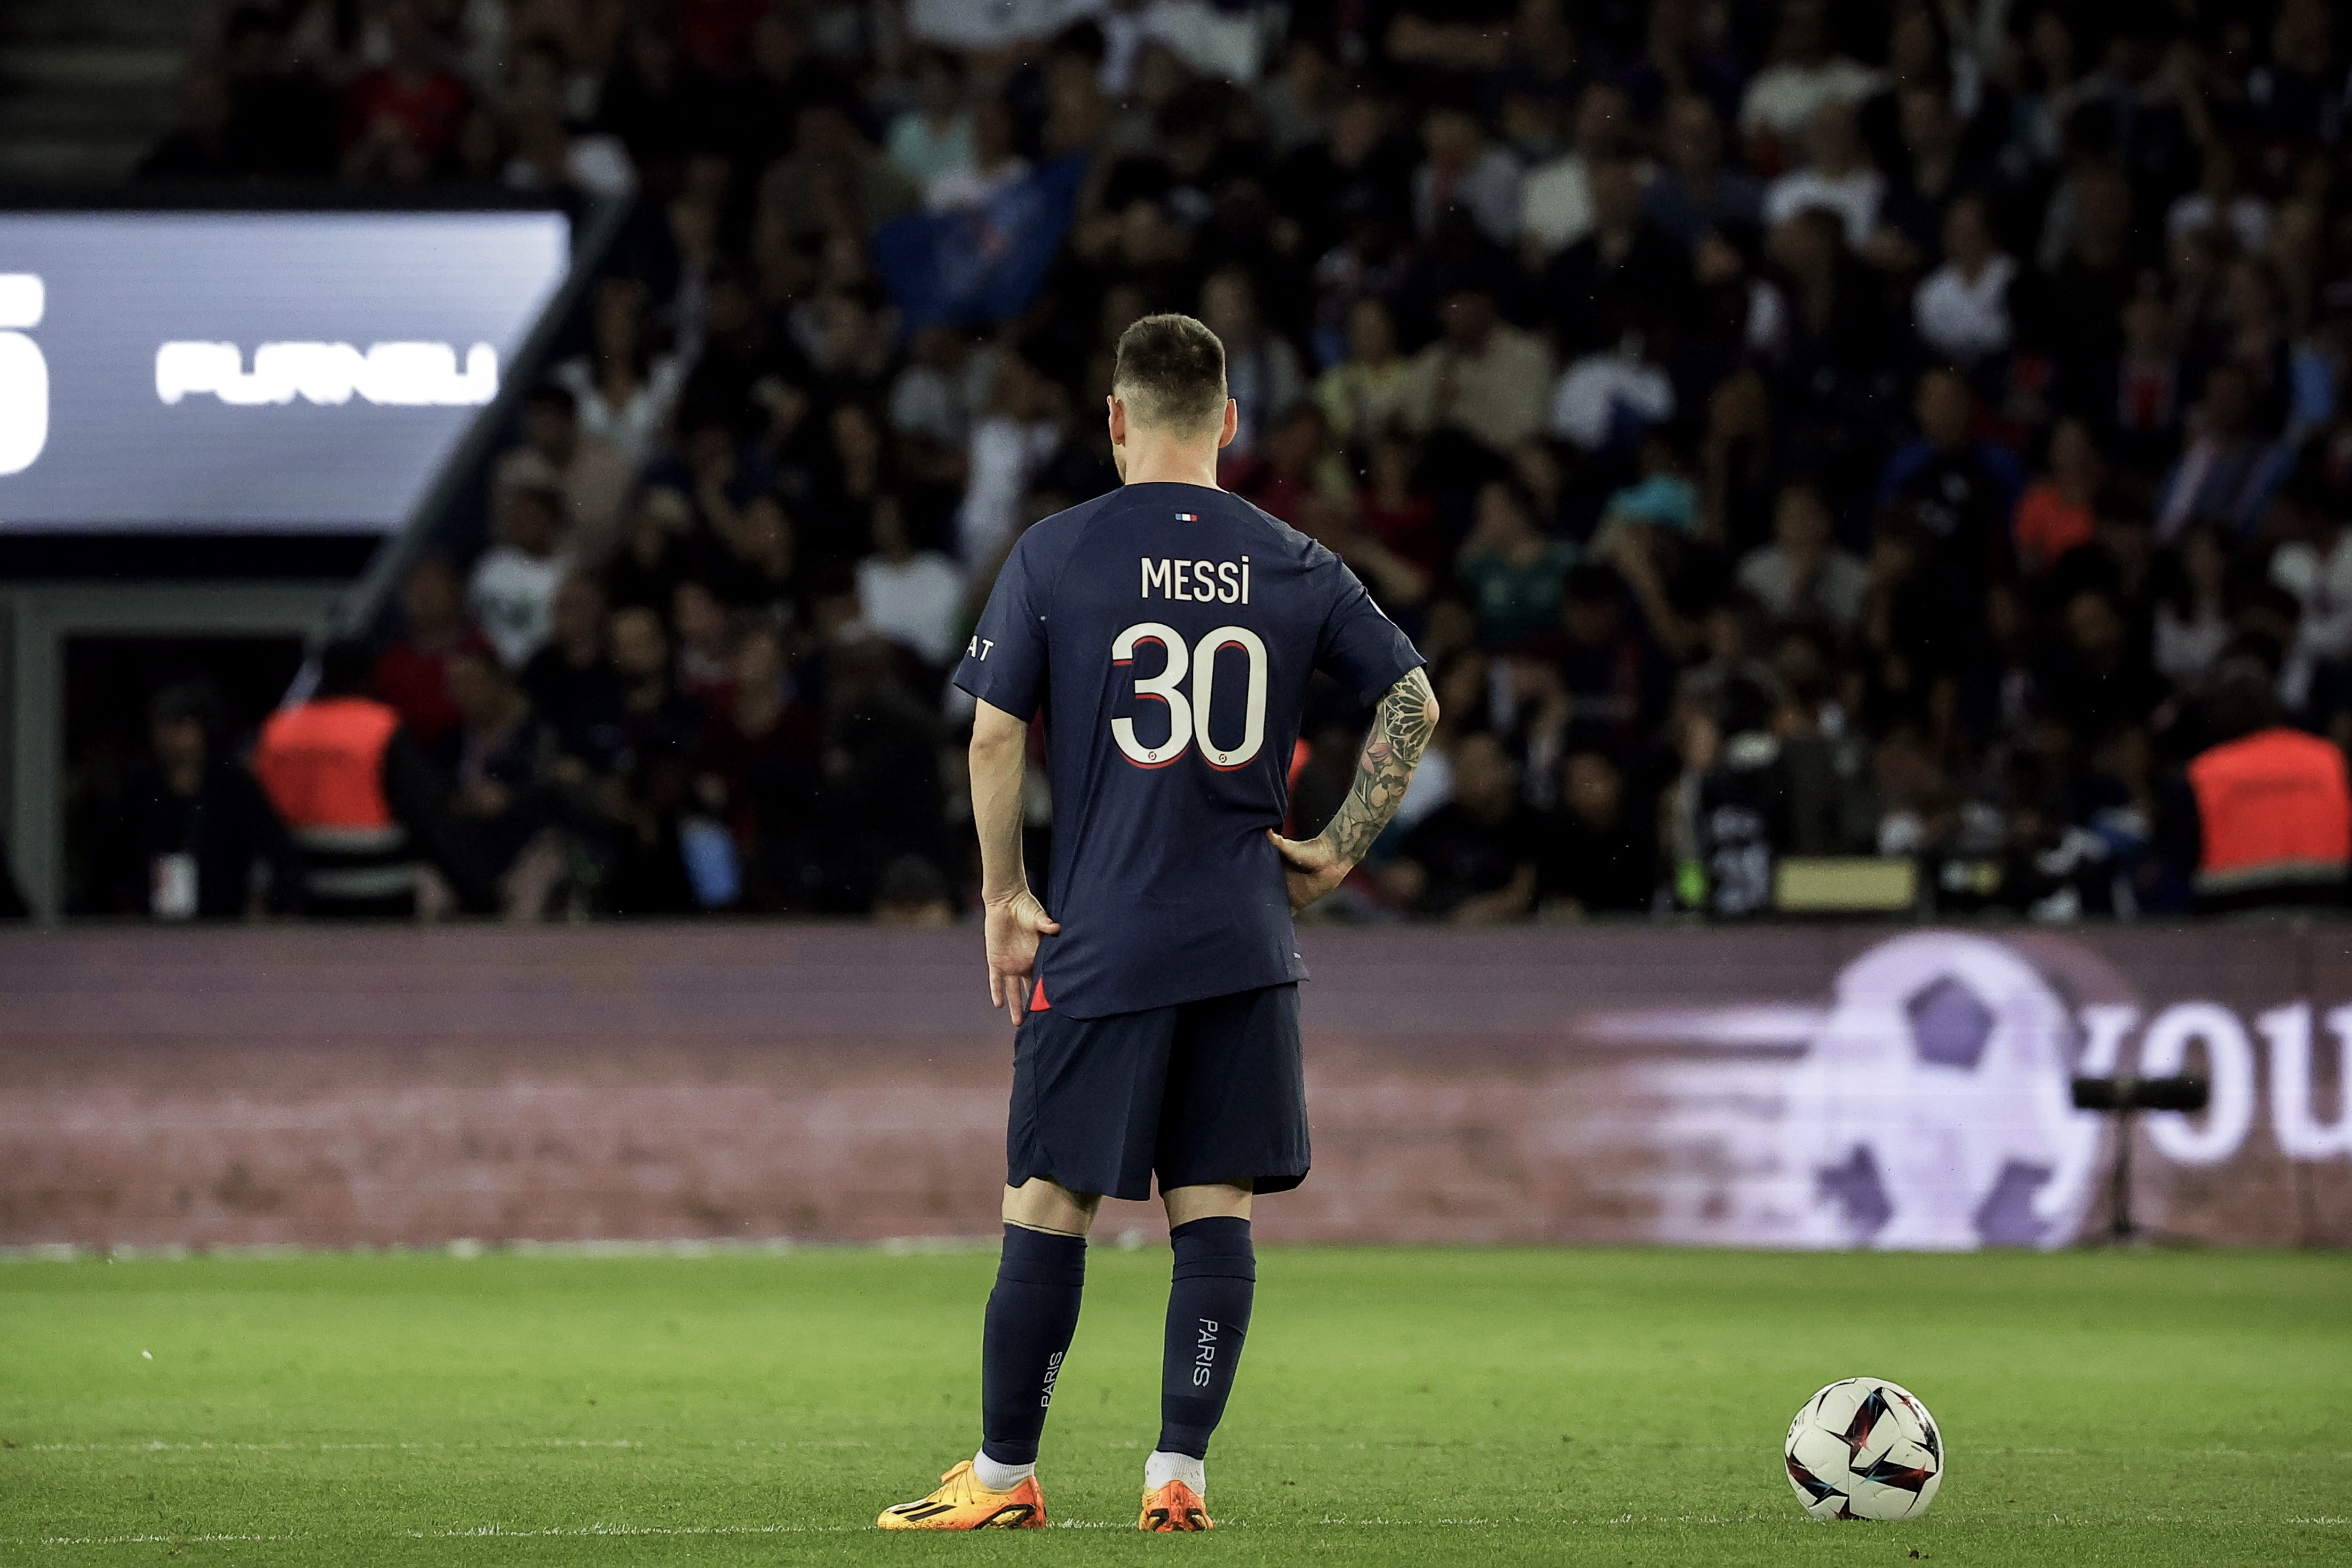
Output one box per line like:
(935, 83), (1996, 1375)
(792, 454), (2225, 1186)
(1111, 621), (1268, 770)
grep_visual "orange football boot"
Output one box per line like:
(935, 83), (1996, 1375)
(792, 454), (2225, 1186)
(1138, 1478), (1213, 1532)
(875, 1460), (1047, 1530)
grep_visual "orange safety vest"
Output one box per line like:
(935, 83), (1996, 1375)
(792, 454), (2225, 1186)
(253, 698), (399, 829)
(2186, 727), (2352, 897)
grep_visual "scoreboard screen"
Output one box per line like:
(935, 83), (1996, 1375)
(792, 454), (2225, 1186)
(0, 210), (568, 533)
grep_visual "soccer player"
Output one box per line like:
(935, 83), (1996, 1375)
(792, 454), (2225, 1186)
(876, 315), (1438, 1533)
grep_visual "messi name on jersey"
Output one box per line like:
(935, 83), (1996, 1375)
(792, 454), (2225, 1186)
(1141, 555), (1251, 605)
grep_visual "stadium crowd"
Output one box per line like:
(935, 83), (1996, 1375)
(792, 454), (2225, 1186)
(95, 0), (2352, 922)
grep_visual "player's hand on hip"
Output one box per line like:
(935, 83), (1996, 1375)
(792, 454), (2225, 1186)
(1267, 830), (1350, 912)
(984, 890), (1060, 1027)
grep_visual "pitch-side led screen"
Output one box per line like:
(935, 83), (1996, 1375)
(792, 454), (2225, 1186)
(0, 210), (568, 533)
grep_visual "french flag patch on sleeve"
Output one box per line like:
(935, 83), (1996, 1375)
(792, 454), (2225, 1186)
(1175, 512), (1198, 521)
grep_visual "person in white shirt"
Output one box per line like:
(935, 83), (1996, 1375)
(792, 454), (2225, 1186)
(1736, 480), (1868, 628)
(1737, 0), (1883, 149)
(468, 485), (572, 670)
(2270, 480), (2352, 664)
(857, 495), (967, 668)
(2154, 525), (2234, 680)
(1912, 194), (2018, 366)
(551, 277), (682, 469)
(1519, 81), (1638, 262)
(1763, 96), (1882, 249)
(925, 95), (1027, 211)
(954, 354), (1060, 570)
(888, 48), (975, 191)
(2165, 141), (2270, 256)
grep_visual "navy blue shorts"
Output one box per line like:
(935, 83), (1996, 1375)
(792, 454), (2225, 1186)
(1006, 984), (1309, 1202)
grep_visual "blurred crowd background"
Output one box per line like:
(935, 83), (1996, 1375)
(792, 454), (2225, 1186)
(67, 0), (2352, 924)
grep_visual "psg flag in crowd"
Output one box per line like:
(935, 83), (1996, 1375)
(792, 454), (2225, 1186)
(873, 154), (1089, 331)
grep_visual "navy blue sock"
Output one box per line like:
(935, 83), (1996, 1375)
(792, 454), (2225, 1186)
(1157, 1217), (1255, 1460)
(979, 1224), (1087, 1466)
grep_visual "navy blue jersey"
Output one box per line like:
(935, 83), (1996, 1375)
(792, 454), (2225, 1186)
(954, 481), (1425, 1018)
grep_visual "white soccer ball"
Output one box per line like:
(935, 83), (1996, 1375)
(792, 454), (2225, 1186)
(1783, 1377), (1944, 1520)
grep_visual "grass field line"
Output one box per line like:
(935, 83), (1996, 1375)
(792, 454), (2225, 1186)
(16, 1438), (2352, 1462)
(11, 1438), (877, 1454)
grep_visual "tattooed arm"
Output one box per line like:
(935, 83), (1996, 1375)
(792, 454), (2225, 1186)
(1267, 666), (1440, 911)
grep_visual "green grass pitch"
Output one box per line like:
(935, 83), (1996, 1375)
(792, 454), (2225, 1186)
(2, 1245), (2346, 1565)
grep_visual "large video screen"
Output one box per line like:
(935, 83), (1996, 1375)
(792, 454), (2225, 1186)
(0, 210), (568, 533)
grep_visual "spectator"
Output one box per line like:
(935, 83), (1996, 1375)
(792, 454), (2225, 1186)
(2014, 418), (2108, 576)
(469, 485), (571, 670)
(1736, 0), (1880, 155)
(924, 95), (1026, 212)
(1737, 481), (1867, 628)
(1520, 80), (1636, 262)
(1458, 480), (1576, 649)
(443, 646), (558, 899)
(523, 573), (627, 773)
(592, 9), (711, 183)
(955, 352), (1061, 570)
(2153, 526), (2234, 683)
(339, 0), (470, 181)
(2042, 588), (2169, 741)
(1643, 93), (1763, 249)
(1355, 431), (1448, 581)
(111, 680), (291, 920)
(2269, 477), (2352, 667)
(809, 629), (947, 914)
(1876, 366), (2024, 589)
(252, 639), (492, 918)
(1403, 289), (1556, 461)
(1385, 732), (1545, 921)
(503, 40), (634, 198)
(2155, 363), (2289, 541)
(553, 279), (683, 469)
(1912, 195), (2017, 369)
(1875, 82), (1978, 261)
(1314, 298), (1413, 453)
(888, 49), (974, 191)
(1545, 154), (1692, 360)
(372, 556), (493, 765)
(2181, 661), (2351, 913)
(693, 623), (818, 868)
(756, 103), (918, 247)
(493, 383), (633, 570)
(1551, 564), (1672, 765)
(672, 579), (739, 710)
(1692, 676), (1792, 918)
(2167, 141), (2269, 257)
(857, 495), (966, 668)
(1537, 749), (1653, 916)
(890, 326), (996, 455)
(1200, 269), (1305, 463)
(1232, 402), (1335, 525)
(1413, 103), (1522, 249)
(1762, 97), (1883, 252)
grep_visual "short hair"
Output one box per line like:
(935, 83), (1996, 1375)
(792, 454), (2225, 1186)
(1112, 313), (1227, 434)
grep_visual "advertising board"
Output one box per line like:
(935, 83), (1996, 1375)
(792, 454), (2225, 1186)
(0, 211), (568, 533)
(0, 925), (2344, 1250)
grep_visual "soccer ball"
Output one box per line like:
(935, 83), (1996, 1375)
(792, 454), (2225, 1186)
(1783, 1377), (1944, 1520)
